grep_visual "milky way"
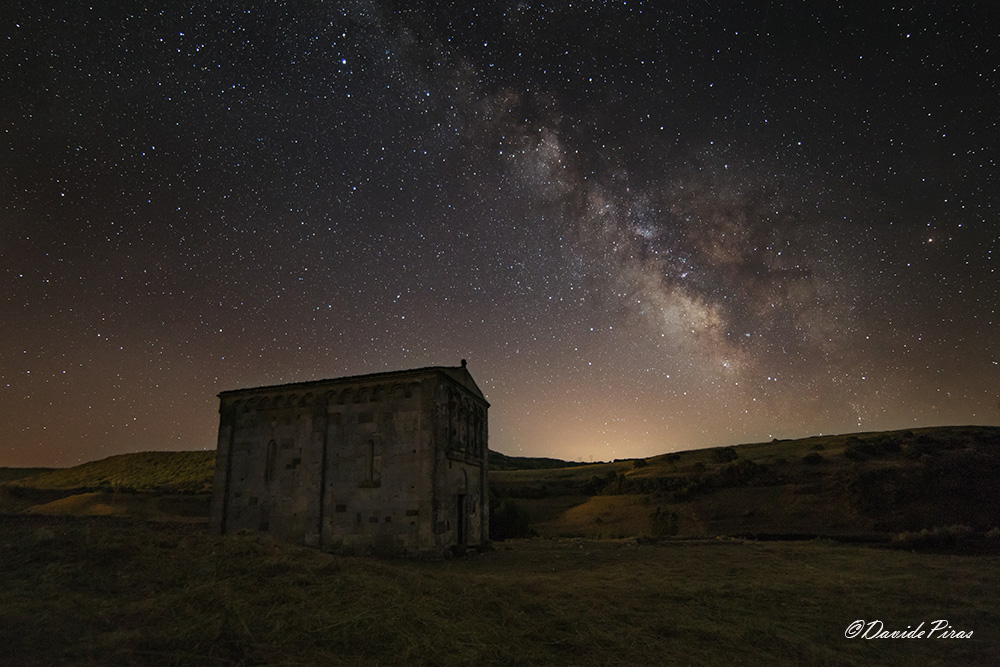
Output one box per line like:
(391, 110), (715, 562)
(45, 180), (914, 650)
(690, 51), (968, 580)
(2, 2), (997, 466)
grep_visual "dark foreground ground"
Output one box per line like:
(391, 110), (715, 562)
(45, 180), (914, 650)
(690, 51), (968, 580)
(1, 514), (997, 666)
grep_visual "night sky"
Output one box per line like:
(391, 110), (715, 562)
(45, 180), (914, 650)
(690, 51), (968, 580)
(2, 2), (998, 468)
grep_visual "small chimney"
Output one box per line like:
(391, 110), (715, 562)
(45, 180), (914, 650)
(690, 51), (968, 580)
(460, 359), (467, 368)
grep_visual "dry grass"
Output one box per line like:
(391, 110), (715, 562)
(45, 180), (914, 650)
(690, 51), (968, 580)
(533, 494), (655, 538)
(1, 515), (997, 666)
(0, 468), (55, 483)
(494, 426), (1000, 540)
(9, 451), (215, 493)
(2, 427), (998, 664)
(25, 491), (211, 522)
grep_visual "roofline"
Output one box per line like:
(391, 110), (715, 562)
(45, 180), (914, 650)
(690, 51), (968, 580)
(217, 364), (490, 406)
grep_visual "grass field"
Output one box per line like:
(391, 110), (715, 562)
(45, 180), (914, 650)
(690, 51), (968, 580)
(493, 426), (1000, 541)
(3, 451), (216, 493)
(5, 426), (998, 543)
(1, 514), (997, 666)
(2, 427), (999, 664)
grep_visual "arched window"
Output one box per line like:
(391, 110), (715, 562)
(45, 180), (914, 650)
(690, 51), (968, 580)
(264, 440), (277, 483)
(367, 439), (375, 481)
(361, 438), (382, 487)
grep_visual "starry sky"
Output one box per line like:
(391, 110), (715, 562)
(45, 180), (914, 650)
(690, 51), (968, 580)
(2, 1), (998, 467)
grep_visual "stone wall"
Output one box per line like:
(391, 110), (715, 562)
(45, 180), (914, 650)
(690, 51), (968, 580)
(211, 366), (488, 556)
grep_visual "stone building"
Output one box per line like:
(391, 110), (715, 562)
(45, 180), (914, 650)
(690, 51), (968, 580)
(210, 362), (489, 556)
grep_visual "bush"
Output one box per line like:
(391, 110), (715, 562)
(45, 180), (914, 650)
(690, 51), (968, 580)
(845, 436), (902, 460)
(632, 458), (648, 469)
(670, 477), (708, 501)
(892, 525), (975, 551)
(715, 459), (765, 487)
(906, 434), (945, 458)
(599, 473), (631, 495)
(848, 466), (915, 514)
(649, 506), (679, 537)
(802, 452), (824, 464)
(581, 471), (618, 495)
(712, 447), (739, 463)
(490, 498), (534, 541)
(843, 443), (869, 460)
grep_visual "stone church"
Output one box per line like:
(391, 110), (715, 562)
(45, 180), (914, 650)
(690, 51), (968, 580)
(210, 362), (489, 556)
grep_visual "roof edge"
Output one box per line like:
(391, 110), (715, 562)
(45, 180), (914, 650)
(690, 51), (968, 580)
(217, 363), (489, 406)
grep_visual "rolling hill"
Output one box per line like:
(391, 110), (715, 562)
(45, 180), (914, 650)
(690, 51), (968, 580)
(3, 426), (999, 542)
(0, 451), (215, 520)
(491, 425), (1000, 542)
(5, 450), (216, 493)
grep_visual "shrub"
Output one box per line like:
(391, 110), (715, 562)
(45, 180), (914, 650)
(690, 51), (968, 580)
(581, 471), (618, 495)
(892, 525), (975, 551)
(712, 447), (739, 463)
(843, 444), (869, 460)
(802, 452), (824, 464)
(670, 477), (708, 501)
(715, 459), (765, 487)
(874, 436), (902, 454)
(600, 473), (631, 495)
(848, 466), (916, 514)
(632, 458), (648, 469)
(489, 498), (534, 541)
(846, 436), (903, 460)
(907, 434), (944, 457)
(649, 506), (679, 537)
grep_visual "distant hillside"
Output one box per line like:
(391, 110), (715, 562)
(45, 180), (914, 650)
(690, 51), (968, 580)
(0, 467), (54, 483)
(25, 491), (210, 521)
(9, 451), (215, 493)
(0, 448), (585, 518)
(2, 449), (573, 491)
(493, 425), (1000, 541)
(5, 427), (1000, 542)
(488, 450), (590, 471)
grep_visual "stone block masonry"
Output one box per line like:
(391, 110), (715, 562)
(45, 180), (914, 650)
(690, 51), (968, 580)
(210, 362), (488, 556)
